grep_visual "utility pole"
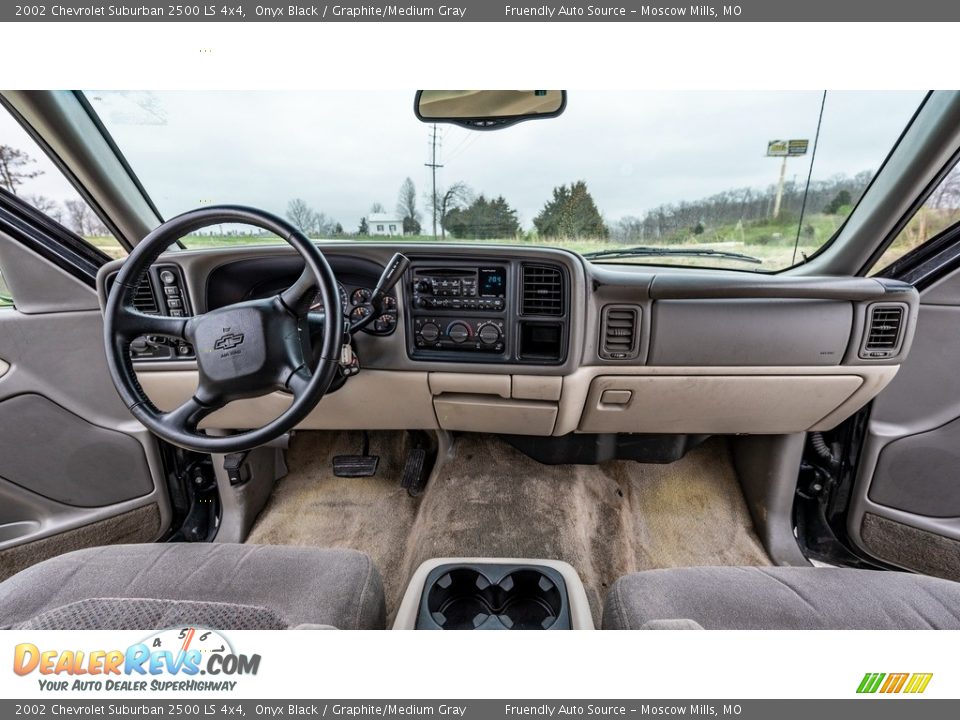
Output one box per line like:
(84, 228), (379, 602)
(767, 139), (808, 221)
(772, 155), (787, 220)
(425, 124), (443, 239)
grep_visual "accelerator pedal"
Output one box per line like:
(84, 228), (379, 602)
(401, 430), (437, 497)
(333, 431), (380, 478)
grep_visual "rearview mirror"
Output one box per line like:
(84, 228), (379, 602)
(415, 90), (566, 130)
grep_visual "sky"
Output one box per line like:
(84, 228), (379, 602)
(3, 90), (927, 232)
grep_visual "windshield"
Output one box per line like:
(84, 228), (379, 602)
(87, 90), (925, 271)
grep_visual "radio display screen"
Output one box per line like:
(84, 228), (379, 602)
(479, 268), (506, 297)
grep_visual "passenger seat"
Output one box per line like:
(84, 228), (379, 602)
(603, 566), (960, 629)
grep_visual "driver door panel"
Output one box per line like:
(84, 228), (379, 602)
(0, 230), (170, 580)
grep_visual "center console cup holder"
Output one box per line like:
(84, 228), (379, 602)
(416, 563), (571, 630)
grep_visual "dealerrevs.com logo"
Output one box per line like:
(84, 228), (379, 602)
(857, 672), (933, 694)
(13, 627), (261, 692)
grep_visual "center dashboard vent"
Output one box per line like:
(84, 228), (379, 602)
(520, 264), (564, 316)
(599, 305), (640, 360)
(860, 303), (905, 358)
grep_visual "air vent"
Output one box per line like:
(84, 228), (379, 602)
(521, 264), (563, 316)
(108, 272), (159, 314)
(860, 304), (905, 359)
(600, 305), (640, 360)
(132, 275), (160, 314)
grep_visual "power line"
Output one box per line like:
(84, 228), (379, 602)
(425, 124), (443, 239)
(791, 91), (827, 266)
(444, 127), (477, 163)
(446, 132), (481, 164)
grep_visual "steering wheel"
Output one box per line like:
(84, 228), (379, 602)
(103, 206), (344, 454)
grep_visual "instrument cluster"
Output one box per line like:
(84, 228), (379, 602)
(311, 282), (398, 335)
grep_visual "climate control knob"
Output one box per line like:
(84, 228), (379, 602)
(478, 323), (501, 345)
(419, 322), (440, 343)
(447, 322), (471, 344)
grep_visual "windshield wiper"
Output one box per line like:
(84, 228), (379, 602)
(582, 245), (762, 265)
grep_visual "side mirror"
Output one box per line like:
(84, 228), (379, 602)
(414, 90), (566, 130)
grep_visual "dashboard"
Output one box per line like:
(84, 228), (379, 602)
(97, 242), (919, 439)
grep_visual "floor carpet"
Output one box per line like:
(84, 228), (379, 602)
(246, 431), (770, 623)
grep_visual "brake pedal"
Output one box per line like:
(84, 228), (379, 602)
(332, 455), (379, 477)
(333, 432), (380, 478)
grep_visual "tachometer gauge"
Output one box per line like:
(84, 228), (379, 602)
(310, 283), (348, 315)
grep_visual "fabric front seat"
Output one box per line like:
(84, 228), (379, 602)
(0, 543), (386, 630)
(603, 566), (960, 630)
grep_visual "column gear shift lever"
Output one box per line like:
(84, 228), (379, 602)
(349, 252), (410, 334)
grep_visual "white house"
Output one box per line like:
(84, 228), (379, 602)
(368, 213), (403, 236)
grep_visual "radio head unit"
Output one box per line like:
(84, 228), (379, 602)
(412, 266), (506, 311)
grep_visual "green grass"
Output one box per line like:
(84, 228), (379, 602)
(170, 225), (826, 271)
(83, 212), (843, 272)
(0, 208), (938, 310)
(88, 236), (131, 260)
(0, 211), (863, 311)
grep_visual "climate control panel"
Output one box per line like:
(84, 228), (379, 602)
(413, 317), (505, 353)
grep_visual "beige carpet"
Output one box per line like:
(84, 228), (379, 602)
(245, 431), (422, 617)
(247, 431), (770, 623)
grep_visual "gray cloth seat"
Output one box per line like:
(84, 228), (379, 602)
(603, 566), (960, 630)
(0, 543), (386, 630)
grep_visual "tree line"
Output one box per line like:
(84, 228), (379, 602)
(343, 173), (874, 243)
(611, 171), (874, 243)
(3, 139), (884, 244)
(286, 176), (609, 240)
(0, 144), (110, 237)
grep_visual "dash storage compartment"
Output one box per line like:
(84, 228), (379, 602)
(416, 563), (571, 630)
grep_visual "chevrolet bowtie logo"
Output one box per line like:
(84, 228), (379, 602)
(214, 332), (245, 351)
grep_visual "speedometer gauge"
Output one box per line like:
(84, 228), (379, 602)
(309, 283), (348, 315)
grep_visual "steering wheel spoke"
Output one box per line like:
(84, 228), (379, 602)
(280, 267), (317, 316)
(117, 305), (188, 341)
(285, 365), (313, 399)
(159, 395), (222, 434)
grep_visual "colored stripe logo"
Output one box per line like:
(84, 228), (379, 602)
(857, 672), (933, 694)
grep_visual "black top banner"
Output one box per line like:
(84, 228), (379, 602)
(5, 0), (960, 22)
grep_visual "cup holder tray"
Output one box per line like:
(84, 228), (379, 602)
(416, 563), (571, 630)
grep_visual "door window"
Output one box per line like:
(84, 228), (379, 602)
(870, 162), (960, 274)
(1, 107), (126, 306)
